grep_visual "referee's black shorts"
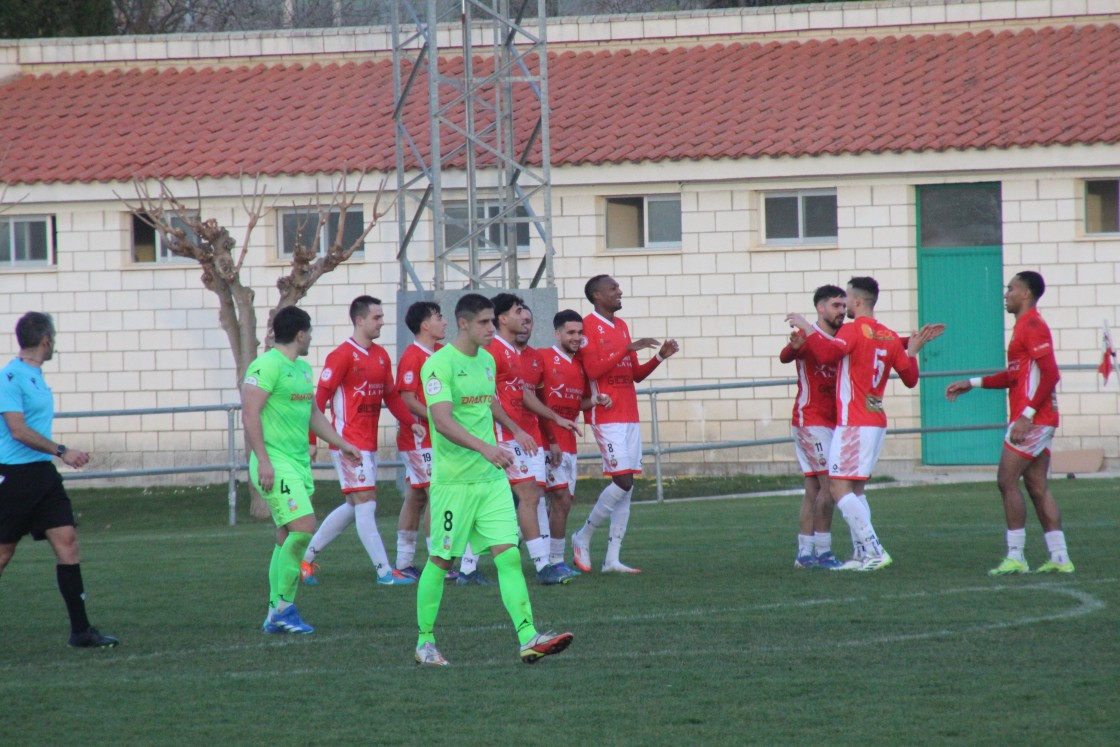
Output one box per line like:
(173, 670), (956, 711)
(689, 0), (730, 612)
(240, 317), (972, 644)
(0, 461), (76, 544)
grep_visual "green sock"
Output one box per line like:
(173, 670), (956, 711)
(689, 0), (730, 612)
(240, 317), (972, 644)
(493, 547), (537, 645)
(416, 561), (448, 646)
(277, 532), (312, 606)
(267, 543), (283, 609)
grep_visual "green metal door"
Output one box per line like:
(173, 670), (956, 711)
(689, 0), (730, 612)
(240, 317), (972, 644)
(916, 183), (1006, 465)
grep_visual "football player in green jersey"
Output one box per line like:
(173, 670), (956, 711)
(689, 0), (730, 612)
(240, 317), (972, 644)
(413, 293), (573, 666)
(243, 305), (360, 634)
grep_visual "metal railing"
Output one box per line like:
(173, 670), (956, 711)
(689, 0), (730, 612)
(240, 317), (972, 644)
(53, 363), (1103, 521)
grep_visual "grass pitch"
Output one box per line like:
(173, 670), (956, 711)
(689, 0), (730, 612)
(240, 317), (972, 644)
(1, 476), (1117, 746)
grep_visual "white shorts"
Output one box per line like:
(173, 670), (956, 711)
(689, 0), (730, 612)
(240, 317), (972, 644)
(400, 448), (434, 489)
(591, 422), (643, 476)
(828, 426), (885, 481)
(545, 452), (578, 495)
(331, 449), (378, 494)
(498, 440), (537, 485)
(1003, 423), (1056, 460)
(792, 425), (832, 476)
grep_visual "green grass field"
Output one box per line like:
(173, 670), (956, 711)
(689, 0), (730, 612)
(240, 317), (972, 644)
(2, 476), (1117, 746)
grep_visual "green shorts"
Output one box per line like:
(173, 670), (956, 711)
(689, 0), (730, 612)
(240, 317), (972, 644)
(250, 455), (315, 527)
(429, 477), (518, 559)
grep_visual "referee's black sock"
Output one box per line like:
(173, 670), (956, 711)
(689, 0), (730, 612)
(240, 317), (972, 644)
(57, 563), (91, 635)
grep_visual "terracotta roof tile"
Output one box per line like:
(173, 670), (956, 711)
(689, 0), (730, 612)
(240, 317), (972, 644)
(1, 24), (1118, 184)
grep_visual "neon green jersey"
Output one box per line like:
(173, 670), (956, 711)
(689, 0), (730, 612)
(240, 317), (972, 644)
(243, 348), (315, 467)
(421, 344), (503, 485)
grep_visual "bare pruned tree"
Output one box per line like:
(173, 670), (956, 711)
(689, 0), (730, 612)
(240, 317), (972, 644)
(124, 171), (389, 516)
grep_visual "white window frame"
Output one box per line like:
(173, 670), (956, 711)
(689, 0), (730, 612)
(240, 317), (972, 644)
(605, 194), (682, 251)
(1085, 179), (1120, 236)
(277, 205), (366, 258)
(0, 215), (55, 268)
(762, 189), (838, 246)
(443, 199), (532, 256)
(131, 212), (196, 265)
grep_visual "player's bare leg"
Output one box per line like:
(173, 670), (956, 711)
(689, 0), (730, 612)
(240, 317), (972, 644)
(396, 484), (428, 577)
(513, 480), (551, 573)
(1015, 449), (1072, 572)
(795, 475), (818, 567)
(547, 488), (576, 573)
(811, 474), (842, 568)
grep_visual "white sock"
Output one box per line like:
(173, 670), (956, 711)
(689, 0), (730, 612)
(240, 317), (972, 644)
(836, 492), (883, 557)
(812, 532), (832, 556)
(798, 533), (814, 558)
(1006, 528), (1027, 562)
(396, 530), (418, 569)
(304, 502), (355, 562)
(550, 537), (566, 566)
(1043, 530), (1069, 564)
(459, 544), (479, 575)
(526, 536), (550, 571)
(536, 496), (550, 542)
(354, 501), (392, 578)
(603, 491), (633, 566)
(575, 482), (628, 544)
(425, 535), (432, 555)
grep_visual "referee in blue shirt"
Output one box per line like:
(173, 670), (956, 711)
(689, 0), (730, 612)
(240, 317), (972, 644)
(0, 312), (118, 648)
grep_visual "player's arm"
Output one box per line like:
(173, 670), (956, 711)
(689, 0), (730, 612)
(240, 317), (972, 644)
(523, 387), (581, 436)
(779, 330), (805, 364)
(894, 347), (921, 389)
(947, 369), (1012, 401)
(797, 324), (848, 365)
(241, 382), (276, 491)
(309, 405), (361, 463)
(632, 339), (678, 383)
(400, 390), (427, 420)
(310, 349), (346, 447)
(580, 335), (658, 380)
(491, 399), (538, 455)
(430, 401), (512, 469)
(1, 411), (90, 468)
(384, 381), (426, 441)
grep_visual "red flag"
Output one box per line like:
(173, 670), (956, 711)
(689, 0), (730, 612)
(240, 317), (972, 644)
(1102, 323), (1115, 383)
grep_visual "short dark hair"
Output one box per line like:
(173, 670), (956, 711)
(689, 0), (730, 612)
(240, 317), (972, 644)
(585, 274), (610, 304)
(491, 293), (525, 319)
(813, 285), (846, 306)
(405, 301), (441, 335)
(455, 293), (494, 321)
(15, 312), (54, 349)
(1014, 270), (1046, 300)
(349, 295), (381, 323)
(848, 276), (880, 306)
(273, 305), (312, 344)
(554, 309), (582, 329)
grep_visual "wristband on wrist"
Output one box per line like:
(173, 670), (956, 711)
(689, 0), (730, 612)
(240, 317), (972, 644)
(968, 377), (982, 387)
(655, 352), (665, 362)
(1021, 406), (1037, 421)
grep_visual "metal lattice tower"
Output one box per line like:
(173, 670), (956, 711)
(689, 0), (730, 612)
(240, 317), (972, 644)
(392, 0), (554, 292)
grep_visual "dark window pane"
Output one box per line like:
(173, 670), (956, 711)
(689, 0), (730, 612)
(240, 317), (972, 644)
(919, 183), (1002, 248)
(328, 208), (365, 252)
(606, 197), (644, 249)
(1087, 180), (1120, 234)
(647, 198), (682, 244)
(803, 194), (838, 238)
(283, 212), (322, 255)
(25, 220), (48, 261)
(444, 204), (470, 250)
(132, 214), (156, 262)
(765, 196), (799, 240)
(0, 221), (10, 262)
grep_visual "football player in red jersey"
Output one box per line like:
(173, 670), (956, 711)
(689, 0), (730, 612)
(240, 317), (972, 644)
(572, 275), (679, 574)
(946, 271), (1073, 575)
(539, 309), (610, 577)
(488, 294), (582, 584)
(788, 277), (943, 571)
(780, 285), (847, 569)
(301, 296), (425, 586)
(392, 301), (446, 579)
